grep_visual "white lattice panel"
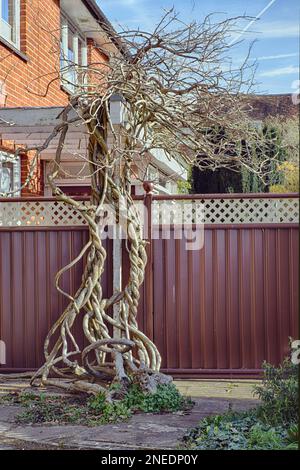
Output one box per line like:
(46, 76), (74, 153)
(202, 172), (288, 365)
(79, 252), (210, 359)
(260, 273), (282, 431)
(0, 197), (298, 228)
(152, 197), (299, 225)
(0, 201), (87, 227)
(152, 200), (205, 225)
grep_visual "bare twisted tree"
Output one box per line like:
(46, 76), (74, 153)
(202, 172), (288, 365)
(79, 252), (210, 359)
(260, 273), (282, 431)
(0, 10), (283, 398)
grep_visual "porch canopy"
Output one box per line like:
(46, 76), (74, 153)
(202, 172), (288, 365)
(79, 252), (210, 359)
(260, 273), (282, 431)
(0, 106), (88, 161)
(0, 106), (188, 184)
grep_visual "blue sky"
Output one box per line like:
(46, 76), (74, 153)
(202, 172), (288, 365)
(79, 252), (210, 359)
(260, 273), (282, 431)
(97, 0), (299, 94)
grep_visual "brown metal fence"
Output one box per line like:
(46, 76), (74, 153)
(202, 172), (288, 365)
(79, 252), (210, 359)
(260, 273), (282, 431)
(152, 225), (298, 377)
(0, 194), (298, 377)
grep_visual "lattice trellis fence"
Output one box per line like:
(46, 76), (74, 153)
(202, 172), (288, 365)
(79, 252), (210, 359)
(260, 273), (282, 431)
(0, 196), (298, 227)
(0, 200), (86, 227)
(152, 197), (299, 225)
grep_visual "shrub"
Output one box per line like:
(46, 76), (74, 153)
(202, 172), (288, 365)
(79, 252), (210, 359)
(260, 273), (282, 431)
(286, 423), (299, 450)
(247, 423), (287, 450)
(183, 357), (299, 450)
(270, 162), (299, 193)
(253, 358), (298, 426)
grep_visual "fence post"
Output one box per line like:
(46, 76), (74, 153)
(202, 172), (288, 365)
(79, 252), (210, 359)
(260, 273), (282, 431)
(143, 181), (154, 341)
(113, 227), (122, 339)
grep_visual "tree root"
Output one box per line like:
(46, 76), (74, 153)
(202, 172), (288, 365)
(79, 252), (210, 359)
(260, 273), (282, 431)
(43, 379), (112, 399)
(132, 369), (173, 394)
(0, 372), (35, 382)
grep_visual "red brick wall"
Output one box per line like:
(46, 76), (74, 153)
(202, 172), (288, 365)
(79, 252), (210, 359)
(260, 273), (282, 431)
(20, 153), (44, 196)
(0, 0), (68, 107)
(0, 139), (44, 196)
(0, 1), (110, 196)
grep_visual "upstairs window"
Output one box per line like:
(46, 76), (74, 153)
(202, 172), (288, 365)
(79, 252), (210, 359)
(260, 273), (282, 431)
(60, 14), (87, 94)
(0, 0), (20, 49)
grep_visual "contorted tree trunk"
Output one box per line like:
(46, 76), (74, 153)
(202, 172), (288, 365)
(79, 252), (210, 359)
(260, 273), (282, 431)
(1, 10), (283, 398)
(31, 104), (169, 399)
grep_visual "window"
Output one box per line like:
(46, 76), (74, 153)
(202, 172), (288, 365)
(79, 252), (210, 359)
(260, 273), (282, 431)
(147, 165), (159, 183)
(0, 0), (20, 49)
(0, 151), (20, 196)
(60, 14), (87, 93)
(44, 160), (91, 196)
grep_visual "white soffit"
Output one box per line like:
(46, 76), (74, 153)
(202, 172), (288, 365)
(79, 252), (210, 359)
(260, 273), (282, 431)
(61, 0), (119, 55)
(0, 107), (88, 160)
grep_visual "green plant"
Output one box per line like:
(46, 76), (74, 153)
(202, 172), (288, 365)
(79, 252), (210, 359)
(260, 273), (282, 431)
(88, 383), (192, 422)
(16, 395), (87, 425)
(183, 357), (299, 451)
(286, 424), (299, 450)
(270, 161), (299, 193)
(88, 392), (132, 424)
(183, 411), (255, 450)
(4, 383), (191, 426)
(183, 411), (295, 450)
(177, 180), (192, 194)
(253, 358), (298, 426)
(247, 423), (287, 450)
(124, 383), (192, 413)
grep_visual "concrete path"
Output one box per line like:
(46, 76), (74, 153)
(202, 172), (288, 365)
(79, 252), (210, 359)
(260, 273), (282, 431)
(0, 398), (258, 450)
(175, 379), (260, 399)
(0, 379), (260, 450)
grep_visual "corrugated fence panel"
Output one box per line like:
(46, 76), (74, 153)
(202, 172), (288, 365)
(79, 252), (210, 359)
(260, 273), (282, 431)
(0, 222), (298, 378)
(0, 229), (112, 370)
(154, 226), (299, 377)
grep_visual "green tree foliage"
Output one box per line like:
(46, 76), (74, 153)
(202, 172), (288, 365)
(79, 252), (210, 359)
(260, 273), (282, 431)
(270, 162), (299, 193)
(191, 118), (298, 194)
(191, 166), (243, 194)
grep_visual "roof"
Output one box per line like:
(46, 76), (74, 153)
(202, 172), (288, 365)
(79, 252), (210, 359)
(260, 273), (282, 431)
(81, 0), (128, 56)
(246, 94), (299, 121)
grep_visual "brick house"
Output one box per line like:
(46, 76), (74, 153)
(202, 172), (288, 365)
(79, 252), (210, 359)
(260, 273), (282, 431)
(0, 0), (187, 197)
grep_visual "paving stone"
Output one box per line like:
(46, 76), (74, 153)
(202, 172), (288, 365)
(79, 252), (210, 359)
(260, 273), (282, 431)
(0, 397), (258, 450)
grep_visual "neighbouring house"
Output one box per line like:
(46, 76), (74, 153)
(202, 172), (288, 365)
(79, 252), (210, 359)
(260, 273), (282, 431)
(246, 93), (299, 121)
(0, 0), (187, 197)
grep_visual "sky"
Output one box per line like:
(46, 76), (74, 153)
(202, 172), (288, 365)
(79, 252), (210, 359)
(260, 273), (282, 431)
(97, 0), (300, 94)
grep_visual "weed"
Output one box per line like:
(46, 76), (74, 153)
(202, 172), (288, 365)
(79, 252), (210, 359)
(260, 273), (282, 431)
(1, 383), (191, 426)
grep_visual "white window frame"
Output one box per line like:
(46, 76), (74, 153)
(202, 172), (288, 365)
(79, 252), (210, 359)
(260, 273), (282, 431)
(147, 165), (159, 183)
(0, 0), (20, 49)
(60, 12), (88, 94)
(0, 151), (21, 197)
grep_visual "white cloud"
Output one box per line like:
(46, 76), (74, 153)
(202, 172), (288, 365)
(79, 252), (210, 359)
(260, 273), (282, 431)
(257, 53), (299, 61)
(259, 65), (299, 77)
(229, 0), (277, 45)
(245, 21), (299, 39)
